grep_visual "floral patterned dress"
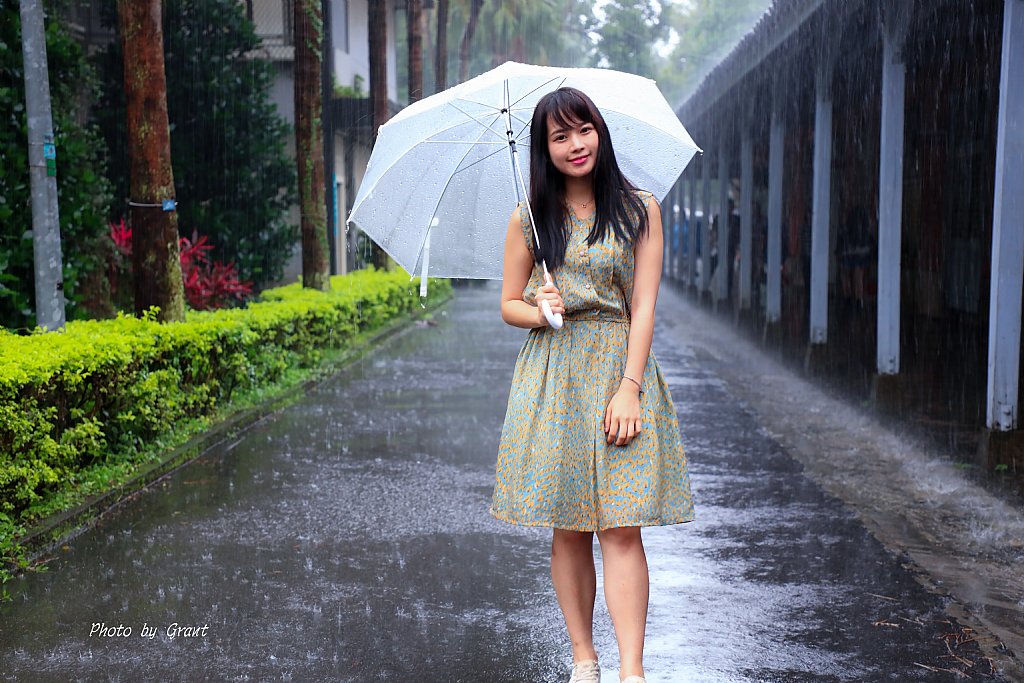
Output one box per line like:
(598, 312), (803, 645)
(490, 191), (695, 531)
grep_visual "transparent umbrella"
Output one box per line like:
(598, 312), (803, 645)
(347, 61), (700, 327)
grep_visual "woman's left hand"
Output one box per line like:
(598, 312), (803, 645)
(604, 385), (642, 446)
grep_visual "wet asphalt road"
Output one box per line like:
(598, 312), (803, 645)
(0, 283), (1011, 682)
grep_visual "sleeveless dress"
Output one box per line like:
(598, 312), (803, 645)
(490, 191), (695, 532)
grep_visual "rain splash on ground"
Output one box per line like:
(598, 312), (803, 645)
(0, 282), (1018, 682)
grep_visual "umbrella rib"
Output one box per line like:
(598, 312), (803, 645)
(450, 143), (511, 177)
(352, 115), (510, 205)
(409, 125), (494, 276)
(508, 75), (565, 111)
(419, 140), (507, 144)
(509, 111), (532, 132)
(447, 101), (506, 142)
(450, 96), (502, 112)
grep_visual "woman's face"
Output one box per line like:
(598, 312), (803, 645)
(546, 114), (599, 180)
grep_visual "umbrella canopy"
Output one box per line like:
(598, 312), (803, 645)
(347, 61), (700, 282)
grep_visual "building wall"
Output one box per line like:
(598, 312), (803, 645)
(251, 0), (399, 282)
(330, 0), (399, 100)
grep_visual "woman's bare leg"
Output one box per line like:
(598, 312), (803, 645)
(551, 528), (598, 663)
(596, 526), (648, 679)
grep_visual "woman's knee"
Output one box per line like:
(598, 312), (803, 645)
(596, 526), (643, 553)
(551, 528), (594, 556)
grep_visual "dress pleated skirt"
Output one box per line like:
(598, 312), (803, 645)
(490, 312), (695, 532)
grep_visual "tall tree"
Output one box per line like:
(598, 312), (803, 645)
(294, 0), (329, 290)
(458, 0), (484, 82)
(407, 0), (424, 102)
(434, 0), (449, 92)
(368, 0), (389, 268)
(117, 0), (184, 321)
(95, 0), (297, 290)
(587, 0), (667, 78)
(369, 0), (388, 138)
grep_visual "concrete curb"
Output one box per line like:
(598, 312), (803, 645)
(657, 282), (1024, 682)
(16, 290), (455, 569)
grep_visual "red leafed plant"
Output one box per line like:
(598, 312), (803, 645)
(110, 218), (132, 257)
(109, 220), (253, 310)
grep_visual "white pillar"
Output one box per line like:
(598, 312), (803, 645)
(877, 4), (911, 375)
(662, 193), (670, 277)
(717, 139), (730, 302)
(672, 184), (682, 279)
(701, 151), (712, 293)
(766, 109), (784, 324)
(740, 126), (754, 311)
(809, 59), (835, 345)
(688, 170), (698, 288)
(987, 0), (1024, 431)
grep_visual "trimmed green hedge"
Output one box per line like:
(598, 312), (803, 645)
(0, 268), (450, 533)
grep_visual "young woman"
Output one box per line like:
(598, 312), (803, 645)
(490, 87), (695, 683)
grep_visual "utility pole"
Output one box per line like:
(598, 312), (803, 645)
(19, 0), (65, 331)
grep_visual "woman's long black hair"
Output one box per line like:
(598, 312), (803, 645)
(527, 87), (649, 271)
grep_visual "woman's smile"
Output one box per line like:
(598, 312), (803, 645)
(547, 115), (599, 177)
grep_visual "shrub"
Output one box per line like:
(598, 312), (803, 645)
(0, 268), (450, 530)
(110, 221), (254, 311)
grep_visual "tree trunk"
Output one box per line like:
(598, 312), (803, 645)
(369, 0), (388, 142)
(407, 0), (424, 103)
(434, 0), (448, 92)
(458, 0), (484, 83)
(117, 0), (185, 321)
(294, 0), (330, 290)
(368, 0), (389, 269)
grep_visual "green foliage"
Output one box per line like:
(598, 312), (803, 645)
(408, 0), (593, 96)
(93, 0), (297, 289)
(587, 0), (668, 78)
(0, 0), (114, 329)
(658, 0), (773, 107)
(334, 74), (367, 99)
(0, 268), (451, 578)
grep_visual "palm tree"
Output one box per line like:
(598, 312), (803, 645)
(368, 0), (390, 268)
(434, 0), (449, 92)
(407, 0), (424, 102)
(458, 0), (484, 82)
(294, 0), (329, 289)
(369, 0), (388, 137)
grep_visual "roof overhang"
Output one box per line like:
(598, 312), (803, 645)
(678, 0), (824, 123)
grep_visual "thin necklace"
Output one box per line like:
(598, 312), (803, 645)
(567, 196), (594, 209)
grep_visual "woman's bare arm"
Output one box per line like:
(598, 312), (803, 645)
(604, 197), (662, 445)
(500, 208), (564, 329)
(622, 197), (663, 388)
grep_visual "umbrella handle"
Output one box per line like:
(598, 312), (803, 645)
(540, 299), (563, 330)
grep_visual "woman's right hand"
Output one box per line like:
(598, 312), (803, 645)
(535, 272), (564, 327)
